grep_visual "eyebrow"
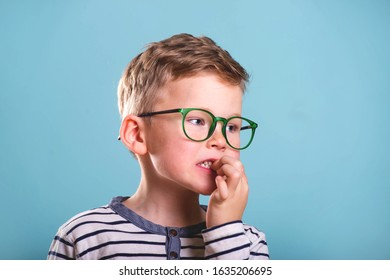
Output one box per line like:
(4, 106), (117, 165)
(200, 107), (242, 118)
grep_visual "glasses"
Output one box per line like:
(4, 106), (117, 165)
(138, 108), (258, 150)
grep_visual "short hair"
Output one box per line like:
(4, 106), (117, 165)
(117, 33), (249, 119)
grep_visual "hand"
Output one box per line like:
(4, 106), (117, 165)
(206, 156), (249, 228)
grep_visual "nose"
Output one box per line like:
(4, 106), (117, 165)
(206, 122), (227, 150)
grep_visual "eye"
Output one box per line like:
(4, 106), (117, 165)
(187, 118), (206, 126)
(226, 123), (239, 133)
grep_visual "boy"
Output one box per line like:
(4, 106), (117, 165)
(48, 33), (269, 260)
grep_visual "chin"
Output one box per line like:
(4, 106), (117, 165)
(196, 185), (216, 196)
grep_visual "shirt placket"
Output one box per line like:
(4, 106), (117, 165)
(166, 227), (181, 259)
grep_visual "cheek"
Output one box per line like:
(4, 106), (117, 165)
(161, 139), (198, 163)
(149, 135), (194, 168)
(147, 120), (186, 149)
(227, 149), (241, 160)
(146, 124), (176, 153)
(150, 145), (192, 181)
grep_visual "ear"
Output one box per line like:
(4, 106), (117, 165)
(119, 115), (148, 155)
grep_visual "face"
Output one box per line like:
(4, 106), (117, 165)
(142, 73), (243, 195)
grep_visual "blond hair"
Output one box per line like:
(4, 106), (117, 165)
(117, 33), (249, 119)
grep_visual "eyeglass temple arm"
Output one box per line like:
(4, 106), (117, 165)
(138, 108), (182, 117)
(118, 109), (183, 140)
(240, 125), (253, 131)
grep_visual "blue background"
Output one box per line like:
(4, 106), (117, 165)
(1, 0), (389, 260)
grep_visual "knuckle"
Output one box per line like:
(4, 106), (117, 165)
(230, 170), (241, 180)
(233, 161), (244, 171)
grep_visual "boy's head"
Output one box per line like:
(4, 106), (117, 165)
(118, 34), (256, 194)
(117, 33), (249, 120)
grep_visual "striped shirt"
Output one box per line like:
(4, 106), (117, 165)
(48, 196), (269, 260)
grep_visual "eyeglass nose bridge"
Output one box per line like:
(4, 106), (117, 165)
(207, 116), (229, 140)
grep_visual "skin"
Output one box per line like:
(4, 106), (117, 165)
(120, 73), (249, 229)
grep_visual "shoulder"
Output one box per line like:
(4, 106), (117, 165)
(60, 205), (118, 226)
(55, 205), (126, 243)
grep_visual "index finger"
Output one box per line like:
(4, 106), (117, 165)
(211, 156), (244, 173)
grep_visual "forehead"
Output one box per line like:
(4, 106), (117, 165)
(155, 73), (243, 117)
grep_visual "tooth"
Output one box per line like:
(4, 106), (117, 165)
(198, 160), (213, 169)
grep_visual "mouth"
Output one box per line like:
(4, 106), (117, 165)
(197, 160), (214, 169)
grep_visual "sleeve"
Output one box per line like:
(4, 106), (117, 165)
(47, 229), (77, 260)
(201, 220), (269, 260)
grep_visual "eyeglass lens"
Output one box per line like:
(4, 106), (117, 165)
(183, 109), (253, 149)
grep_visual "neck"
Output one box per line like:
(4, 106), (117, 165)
(123, 173), (206, 228)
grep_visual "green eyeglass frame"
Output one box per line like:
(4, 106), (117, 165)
(137, 108), (258, 150)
